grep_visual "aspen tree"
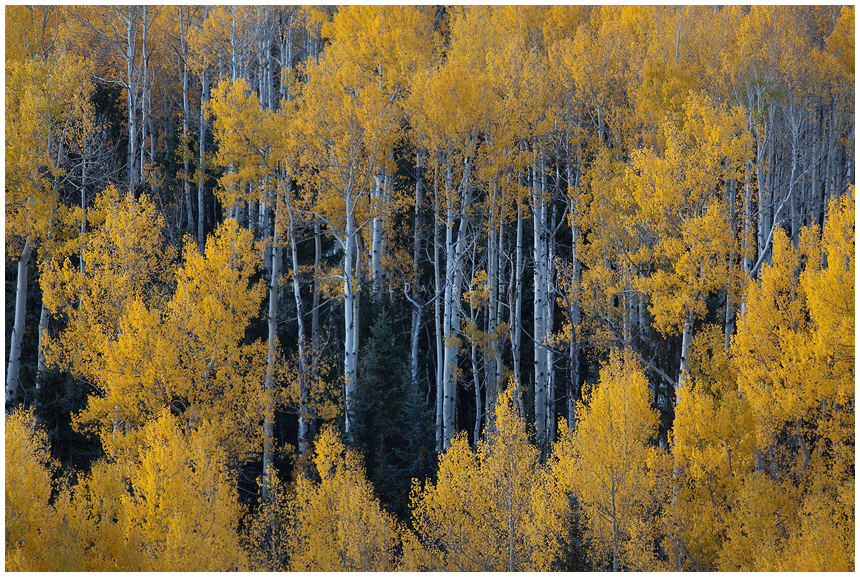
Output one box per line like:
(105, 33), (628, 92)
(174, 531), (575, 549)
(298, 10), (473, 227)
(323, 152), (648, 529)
(406, 386), (568, 571)
(5, 408), (76, 571)
(296, 41), (384, 436)
(42, 188), (267, 467)
(405, 7), (499, 448)
(285, 426), (401, 571)
(556, 350), (667, 571)
(70, 7), (147, 192)
(720, 189), (854, 570)
(627, 92), (751, 401)
(209, 77), (290, 491)
(321, 7), (436, 301)
(664, 325), (755, 570)
(121, 411), (248, 571)
(5, 52), (93, 407)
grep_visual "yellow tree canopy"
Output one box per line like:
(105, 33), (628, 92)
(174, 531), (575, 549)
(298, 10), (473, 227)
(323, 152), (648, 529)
(284, 426), (401, 571)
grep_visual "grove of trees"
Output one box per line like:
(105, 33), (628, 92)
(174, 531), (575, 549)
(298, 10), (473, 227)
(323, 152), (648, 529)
(6, 5), (854, 571)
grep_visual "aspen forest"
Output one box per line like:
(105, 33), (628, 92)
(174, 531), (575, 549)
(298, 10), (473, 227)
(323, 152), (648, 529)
(5, 5), (856, 571)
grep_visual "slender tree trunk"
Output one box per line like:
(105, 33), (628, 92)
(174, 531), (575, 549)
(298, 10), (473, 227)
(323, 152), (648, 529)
(312, 218), (321, 382)
(198, 67), (209, 252)
(34, 301), (50, 423)
(180, 7), (194, 240)
(510, 202), (525, 417)
(141, 6), (151, 190)
(471, 326), (481, 445)
(677, 310), (694, 406)
(486, 176), (500, 417)
(725, 179), (737, 350)
(80, 142), (90, 273)
(533, 161), (549, 452)
(442, 151), (474, 449)
(126, 6), (138, 193)
(567, 163), (581, 427)
(307, 218), (321, 449)
(546, 188), (558, 446)
(6, 238), (34, 407)
(343, 172), (360, 436)
(371, 170), (385, 300)
(433, 183), (444, 452)
(262, 180), (283, 502)
(285, 179), (310, 455)
(442, 190), (459, 449)
(411, 148), (425, 389)
(495, 217), (505, 408)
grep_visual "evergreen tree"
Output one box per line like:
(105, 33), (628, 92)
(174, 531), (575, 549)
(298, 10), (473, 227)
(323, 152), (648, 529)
(348, 309), (434, 519)
(553, 493), (594, 571)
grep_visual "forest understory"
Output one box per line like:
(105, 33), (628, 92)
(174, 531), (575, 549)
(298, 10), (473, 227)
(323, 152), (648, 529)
(5, 6), (855, 571)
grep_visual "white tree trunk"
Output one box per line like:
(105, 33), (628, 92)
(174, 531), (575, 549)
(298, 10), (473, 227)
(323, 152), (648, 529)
(495, 218), (506, 407)
(141, 6), (150, 188)
(441, 196), (459, 449)
(433, 191), (444, 451)
(6, 237), (33, 407)
(285, 179), (310, 455)
(441, 154), (473, 449)
(545, 197), (557, 446)
(410, 148), (425, 389)
(125, 6), (138, 193)
(262, 185), (281, 502)
(567, 164), (582, 428)
(486, 177), (500, 417)
(180, 7), (195, 240)
(343, 173), (360, 437)
(198, 67), (209, 252)
(532, 162), (549, 452)
(510, 204), (525, 417)
(677, 310), (694, 407)
(371, 171), (385, 300)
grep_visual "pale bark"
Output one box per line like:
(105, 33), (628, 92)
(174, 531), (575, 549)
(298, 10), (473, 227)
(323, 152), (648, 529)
(309, 220), (321, 447)
(371, 171), (385, 300)
(433, 185), (444, 451)
(533, 161), (550, 452)
(441, 189), (460, 449)
(676, 310), (694, 406)
(495, 218), (506, 411)
(546, 192), (558, 446)
(343, 170), (360, 436)
(125, 6), (139, 193)
(486, 176), (501, 417)
(141, 6), (152, 188)
(567, 161), (582, 427)
(510, 203), (525, 417)
(409, 148), (425, 390)
(34, 301), (50, 424)
(262, 179), (283, 502)
(284, 177), (310, 455)
(179, 7), (195, 240)
(441, 149), (475, 449)
(198, 66), (209, 252)
(278, 9), (294, 103)
(6, 238), (34, 407)
(471, 329), (482, 445)
(725, 179), (737, 350)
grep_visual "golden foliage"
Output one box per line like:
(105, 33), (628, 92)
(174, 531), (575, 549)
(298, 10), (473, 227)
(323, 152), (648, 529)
(407, 385), (568, 571)
(556, 350), (667, 571)
(284, 426), (401, 571)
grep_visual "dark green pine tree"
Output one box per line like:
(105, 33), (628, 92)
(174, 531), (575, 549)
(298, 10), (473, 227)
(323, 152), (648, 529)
(552, 493), (594, 571)
(348, 309), (434, 520)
